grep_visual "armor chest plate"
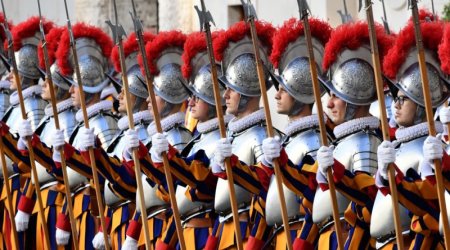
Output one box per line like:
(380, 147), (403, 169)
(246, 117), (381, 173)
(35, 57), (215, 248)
(176, 185), (212, 218)
(215, 125), (269, 214)
(135, 174), (168, 212)
(188, 129), (221, 159)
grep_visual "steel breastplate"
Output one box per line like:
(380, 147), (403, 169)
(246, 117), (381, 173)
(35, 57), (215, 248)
(0, 92), (9, 119)
(371, 191), (411, 238)
(2, 106), (25, 176)
(89, 113), (119, 150)
(266, 175), (300, 226)
(333, 130), (380, 175)
(266, 129), (321, 226)
(371, 136), (425, 238)
(135, 174), (168, 212)
(104, 180), (123, 206)
(312, 186), (350, 223)
(176, 185), (212, 218)
(165, 125), (193, 152)
(187, 129), (221, 159)
(214, 125), (268, 214)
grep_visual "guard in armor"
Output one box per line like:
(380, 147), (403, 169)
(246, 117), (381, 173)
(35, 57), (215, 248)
(26, 22), (119, 249)
(76, 32), (155, 249)
(375, 18), (449, 249)
(0, 16), (51, 249)
(131, 31), (230, 250)
(314, 22), (393, 249)
(120, 30), (192, 249)
(11, 25), (79, 250)
(258, 17), (332, 249)
(206, 20), (278, 249)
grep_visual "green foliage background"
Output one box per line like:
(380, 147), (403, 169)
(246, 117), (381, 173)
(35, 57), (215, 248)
(444, 3), (450, 21)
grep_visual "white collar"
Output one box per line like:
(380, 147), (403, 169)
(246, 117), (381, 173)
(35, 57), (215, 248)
(9, 85), (42, 106)
(395, 122), (443, 144)
(284, 114), (320, 137)
(0, 80), (9, 90)
(197, 115), (234, 134)
(75, 100), (113, 122)
(44, 99), (75, 116)
(118, 110), (153, 130)
(334, 116), (380, 139)
(228, 109), (266, 134)
(147, 112), (185, 136)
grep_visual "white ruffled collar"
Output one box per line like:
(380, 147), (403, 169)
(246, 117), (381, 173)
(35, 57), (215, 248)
(284, 114), (320, 137)
(44, 99), (75, 116)
(9, 85), (42, 106)
(197, 115), (234, 134)
(147, 112), (185, 136)
(395, 122), (443, 144)
(334, 116), (380, 139)
(118, 110), (153, 130)
(0, 80), (9, 89)
(228, 109), (266, 134)
(75, 100), (113, 122)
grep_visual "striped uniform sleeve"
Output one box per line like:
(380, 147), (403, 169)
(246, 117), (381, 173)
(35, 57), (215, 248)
(326, 159), (377, 206)
(277, 150), (316, 205)
(0, 122), (32, 174)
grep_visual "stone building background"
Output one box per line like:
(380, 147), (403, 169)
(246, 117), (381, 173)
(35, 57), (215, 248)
(5, 0), (449, 129)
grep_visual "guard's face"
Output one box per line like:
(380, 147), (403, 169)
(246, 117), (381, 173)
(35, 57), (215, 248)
(327, 92), (346, 125)
(275, 86), (296, 115)
(69, 85), (81, 108)
(394, 90), (417, 127)
(117, 88), (137, 114)
(223, 87), (240, 115)
(41, 78), (53, 101)
(7, 70), (17, 90)
(188, 95), (209, 122)
(147, 95), (166, 118)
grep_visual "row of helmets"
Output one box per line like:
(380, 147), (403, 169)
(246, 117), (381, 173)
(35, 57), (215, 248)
(1, 11), (449, 112)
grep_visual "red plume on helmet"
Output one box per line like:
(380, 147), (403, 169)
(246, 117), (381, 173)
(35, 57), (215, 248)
(0, 13), (12, 45)
(323, 21), (394, 71)
(213, 20), (275, 62)
(408, 9), (439, 23)
(110, 32), (155, 73)
(10, 16), (53, 52)
(438, 24), (450, 75)
(56, 22), (113, 76)
(383, 20), (445, 79)
(270, 18), (332, 69)
(181, 31), (223, 79)
(139, 30), (186, 76)
(37, 26), (66, 69)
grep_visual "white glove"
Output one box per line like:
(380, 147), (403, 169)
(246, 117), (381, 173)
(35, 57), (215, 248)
(262, 136), (281, 167)
(92, 232), (111, 250)
(56, 228), (71, 246)
(440, 106), (450, 124)
(15, 210), (30, 232)
(18, 119), (33, 138)
(377, 140), (396, 180)
(423, 135), (443, 163)
(150, 133), (169, 164)
(79, 127), (95, 151)
(121, 236), (138, 250)
(52, 129), (66, 150)
(212, 138), (232, 171)
(317, 145), (334, 177)
(125, 129), (140, 150)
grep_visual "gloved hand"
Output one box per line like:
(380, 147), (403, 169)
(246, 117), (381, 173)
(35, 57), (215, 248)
(317, 145), (334, 177)
(52, 129), (66, 150)
(212, 138), (232, 173)
(92, 232), (111, 250)
(423, 135), (444, 163)
(121, 236), (138, 250)
(377, 140), (396, 180)
(262, 136), (281, 167)
(56, 228), (71, 246)
(439, 106), (450, 124)
(18, 119), (33, 138)
(15, 210), (30, 232)
(150, 133), (169, 164)
(122, 129), (140, 161)
(79, 127), (95, 151)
